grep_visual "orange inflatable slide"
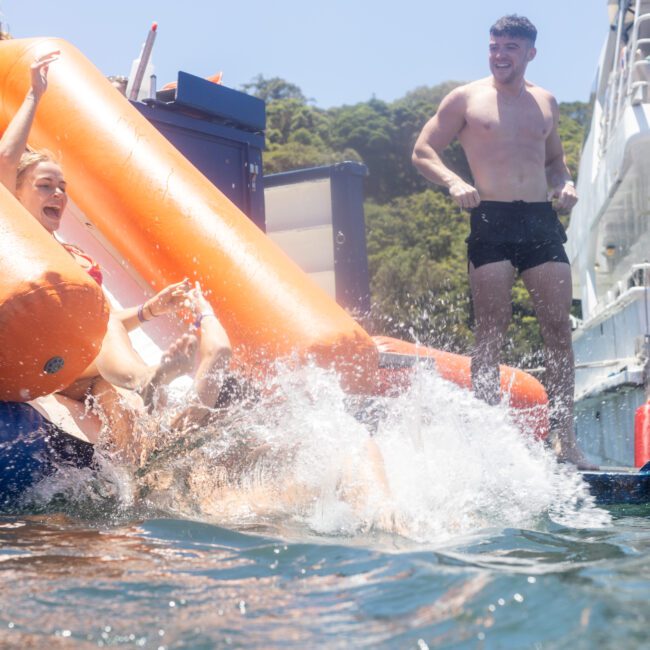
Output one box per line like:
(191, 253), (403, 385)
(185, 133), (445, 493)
(0, 183), (108, 400)
(0, 37), (548, 437)
(0, 37), (377, 392)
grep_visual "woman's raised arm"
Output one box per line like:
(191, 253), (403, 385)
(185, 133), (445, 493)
(0, 51), (59, 194)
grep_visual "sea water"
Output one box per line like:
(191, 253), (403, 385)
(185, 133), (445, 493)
(1, 364), (648, 649)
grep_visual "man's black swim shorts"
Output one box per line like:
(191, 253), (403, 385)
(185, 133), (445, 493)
(466, 200), (569, 272)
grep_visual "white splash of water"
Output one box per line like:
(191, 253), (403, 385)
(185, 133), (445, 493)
(23, 453), (135, 517)
(22, 359), (608, 539)
(133, 361), (609, 542)
(371, 366), (609, 540)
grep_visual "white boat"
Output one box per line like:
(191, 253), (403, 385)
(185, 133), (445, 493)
(566, 0), (650, 466)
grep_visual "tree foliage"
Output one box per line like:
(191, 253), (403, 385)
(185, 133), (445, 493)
(249, 75), (589, 367)
(241, 75), (307, 103)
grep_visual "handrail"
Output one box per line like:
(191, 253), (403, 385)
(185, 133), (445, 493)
(625, 10), (650, 96)
(588, 264), (650, 321)
(601, 6), (650, 154)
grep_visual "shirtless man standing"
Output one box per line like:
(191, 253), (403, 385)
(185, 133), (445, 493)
(412, 15), (588, 467)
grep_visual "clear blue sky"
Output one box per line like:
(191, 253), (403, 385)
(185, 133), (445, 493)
(1, 0), (607, 107)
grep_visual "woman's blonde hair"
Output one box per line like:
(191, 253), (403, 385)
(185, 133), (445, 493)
(16, 150), (59, 188)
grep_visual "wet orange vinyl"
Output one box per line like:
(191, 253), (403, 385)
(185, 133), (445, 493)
(0, 183), (108, 400)
(0, 38), (378, 392)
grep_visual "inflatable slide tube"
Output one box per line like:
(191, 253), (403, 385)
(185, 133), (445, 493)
(373, 336), (549, 439)
(0, 184), (109, 401)
(0, 38), (378, 390)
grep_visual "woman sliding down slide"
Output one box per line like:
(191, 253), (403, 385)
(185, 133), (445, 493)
(0, 51), (194, 429)
(1, 53), (397, 526)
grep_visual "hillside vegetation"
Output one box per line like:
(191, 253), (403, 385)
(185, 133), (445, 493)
(248, 76), (590, 367)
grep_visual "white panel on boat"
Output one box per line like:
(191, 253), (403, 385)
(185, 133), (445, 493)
(267, 226), (335, 274)
(308, 270), (336, 298)
(264, 178), (332, 232)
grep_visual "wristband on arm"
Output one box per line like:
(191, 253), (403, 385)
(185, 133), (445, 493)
(193, 312), (216, 328)
(137, 301), (158, 323)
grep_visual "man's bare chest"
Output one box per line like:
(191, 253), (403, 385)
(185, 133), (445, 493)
(462, 100), (553, 144)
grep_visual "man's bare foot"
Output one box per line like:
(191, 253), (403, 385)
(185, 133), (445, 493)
(140, 334), (198, 408)
(553, 439), (600, 471)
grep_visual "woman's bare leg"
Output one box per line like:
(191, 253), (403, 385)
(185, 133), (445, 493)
(139, 333), (198, 408)
(88, 378), (143, 461)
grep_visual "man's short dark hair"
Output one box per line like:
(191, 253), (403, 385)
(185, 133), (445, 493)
(490, 15), (537, 45)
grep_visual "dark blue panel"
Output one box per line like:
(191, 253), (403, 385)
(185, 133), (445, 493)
(174, 71), (265, 132)
(136, 101), (266, 231)
(0, 402), (94, 509)
(138, 101), (265, 150)
(330, 163), (371, 315)
(152, 122), (248, 212)
(581, 467), (650, 505)
(263, 161), (368, 188)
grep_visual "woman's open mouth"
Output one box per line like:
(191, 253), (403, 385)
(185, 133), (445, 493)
(43, 206), (61, 219)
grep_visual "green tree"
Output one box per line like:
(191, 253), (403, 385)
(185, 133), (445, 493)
(264, 142), (360, 174)
(365, 190), (472, 351)
(328, 98), (398, 202)
(263, 96), (360, 173)
(388, 82), (471, 197)
(241, 75), (307, 102)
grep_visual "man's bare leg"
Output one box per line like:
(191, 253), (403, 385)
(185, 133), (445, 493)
(521, 262), (595, 468)
(469, 260), (516, 405)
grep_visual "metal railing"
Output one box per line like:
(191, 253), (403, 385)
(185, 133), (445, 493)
(600, 1), (650, 153)
(591, 263), (650, 321)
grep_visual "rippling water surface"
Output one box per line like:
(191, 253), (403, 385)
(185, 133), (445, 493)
(1, 365), (648, 648)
